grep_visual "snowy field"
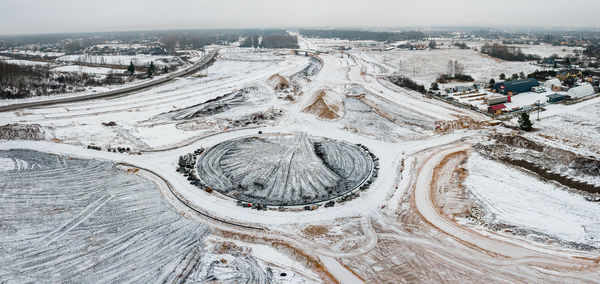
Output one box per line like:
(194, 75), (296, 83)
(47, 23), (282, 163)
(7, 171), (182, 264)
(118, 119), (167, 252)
(513, 44), (580, 58)
(356, 49), (541, 86)
(1, 49), (65, 57)
(0, 48), (311, 149)
(52, 65), (122, 75)
(0, 150), (318, 283)
(465, 153), (600, 249)
(57, 54), (183, 66)
(0, 149), (314, 283)
(530, 100), (600, 156)
(3, 59), (51, 66)
(219, 48), (284, 61)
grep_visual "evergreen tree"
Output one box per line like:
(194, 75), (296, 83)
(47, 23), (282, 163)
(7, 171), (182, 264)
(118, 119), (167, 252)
(162, 66), (168, 74)
(147, 61), (156, 77)
(518, 112), (533, 131)
(127, 61), (135, 74)
(428, 40), (437, 49)
(488, 78), (496, 88)
(499, 73), (506, 80)
(430, 82), (439, 91)
(511, 73), (519, 80)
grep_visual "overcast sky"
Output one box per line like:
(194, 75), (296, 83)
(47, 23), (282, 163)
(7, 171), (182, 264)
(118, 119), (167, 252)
(1, 0), (599, 35)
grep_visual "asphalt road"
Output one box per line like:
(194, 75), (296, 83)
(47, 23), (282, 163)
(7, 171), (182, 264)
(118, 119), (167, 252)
(0, 49), (218, 112)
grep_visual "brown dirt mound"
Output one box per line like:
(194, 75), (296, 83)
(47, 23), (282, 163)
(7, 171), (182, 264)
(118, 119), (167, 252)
(303, 225), (329, 236)
(435, 116), (484, 133)
(302, 90), (342, 120)
(266, 74), (290, 90)
(0, 123), (44, 140)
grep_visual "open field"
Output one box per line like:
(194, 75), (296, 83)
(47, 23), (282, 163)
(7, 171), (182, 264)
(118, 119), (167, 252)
(356, 49), (542, 85)
(0, 149), (315, 283)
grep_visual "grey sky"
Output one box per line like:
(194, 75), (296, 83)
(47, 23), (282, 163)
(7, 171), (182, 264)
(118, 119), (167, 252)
(1, 0), (599, 35)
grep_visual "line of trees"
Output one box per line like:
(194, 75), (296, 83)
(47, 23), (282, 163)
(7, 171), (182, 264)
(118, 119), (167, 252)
(453, 42), (469, 49)
(0, 61), (131, 99)
(240, 35), (260, 48)
(159, 29), (291, 52)
(259, 35), (299, 49)
(481, 43), (541, 61)
(240, 35), (299, 49)
(0, 61), (41, 85)
(584, 44), (600, 58)
(388, 75), (426, 94)
(436, 60), (474, 83)
(299, 29), (425, 42)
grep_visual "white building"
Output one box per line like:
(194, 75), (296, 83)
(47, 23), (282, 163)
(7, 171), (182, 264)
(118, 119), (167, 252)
(567, 84), (595, 99)
(543, 78), (561, 89)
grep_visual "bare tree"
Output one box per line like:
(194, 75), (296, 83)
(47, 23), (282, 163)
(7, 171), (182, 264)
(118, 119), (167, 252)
(454, 60), (464, 76)
(447, 60), (454, 76)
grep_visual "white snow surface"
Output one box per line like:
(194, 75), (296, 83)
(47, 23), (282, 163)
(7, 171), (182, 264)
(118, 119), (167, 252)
(52, 65), (121, 74)
(465, 153), (600, 247)
(3, 59), (51, 66)
(356, 49), (543, 86)
(56, 54), (181, 66)
(0, 157), (15, 171)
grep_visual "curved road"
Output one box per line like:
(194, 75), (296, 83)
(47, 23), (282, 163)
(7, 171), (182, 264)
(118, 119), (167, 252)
(0, 49), (218, 112)
(413, 145), (600, 268)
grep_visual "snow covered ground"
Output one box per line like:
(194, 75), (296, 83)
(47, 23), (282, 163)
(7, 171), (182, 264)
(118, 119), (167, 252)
(0, 48), (311, 149)
(513, 44), (580, 58)
(2, 38), (599, 282)
(0, 149), (315, 283)
(3, 59), (51, 66)
(528, 99), (600, 156)
(1, 49), (65, 57)
(56, 54), (182, 66)
(465, 153), (600, 248)
(52, 65), (122, 75)
(356, 49), (543, 86)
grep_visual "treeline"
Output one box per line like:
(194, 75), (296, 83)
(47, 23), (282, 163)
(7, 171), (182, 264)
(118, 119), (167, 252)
(299, 29), (425, 42)
(480, 43), (541, 61)
(387, 75), (426, 94)
(159, 29), (291, 52)
(0, 61), (130, 99)
(0, 61), (43, 84)
(453, 42), (469, 49)
(436, 60), (474, 83)
(0, 29), (292, 54)
(240, 35), (298, 49)
(526, 70), (557, 81)
(160, 34), (239, 52)
(584, 44), (600, 58)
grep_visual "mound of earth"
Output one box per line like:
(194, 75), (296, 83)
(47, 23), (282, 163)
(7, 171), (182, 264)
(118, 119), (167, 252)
(195, 132), (374, 206)
(265, 74), (290, 90)
(158, 85), (270, 121)
(302, 90), (343, 120)
(0, 123), (44, 140)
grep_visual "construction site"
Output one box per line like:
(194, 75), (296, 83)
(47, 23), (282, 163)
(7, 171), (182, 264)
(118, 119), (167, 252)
(1, 24), (600, 283)
(193, 132), (376, 207)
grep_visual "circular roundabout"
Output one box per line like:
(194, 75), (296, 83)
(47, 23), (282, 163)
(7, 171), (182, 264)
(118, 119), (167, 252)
(193, 132), (376, 207)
